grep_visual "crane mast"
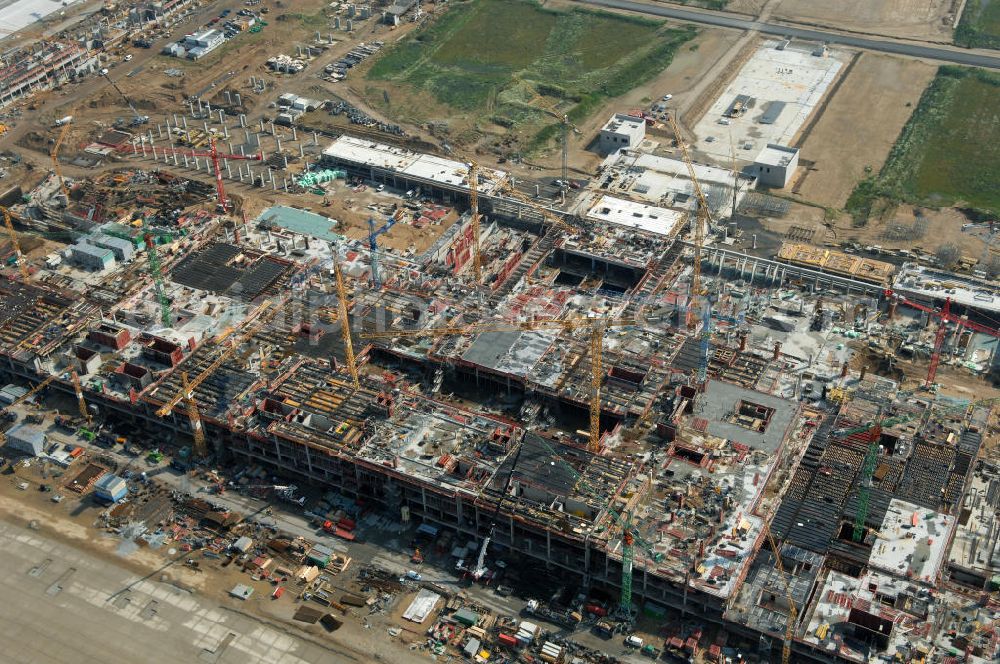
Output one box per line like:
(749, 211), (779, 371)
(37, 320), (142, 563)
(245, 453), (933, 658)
(181, 371), (207, 457)
(469, 161), (483, 283)
(334, 260), (360, 389)
(51, 123), (71, 199)
(590, 323), (603, 453)
(667, 114), (712, 311)
(0, 206), (29, 279)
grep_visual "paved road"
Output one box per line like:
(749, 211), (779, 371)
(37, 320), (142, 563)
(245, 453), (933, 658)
(575, 0), (1000, 70)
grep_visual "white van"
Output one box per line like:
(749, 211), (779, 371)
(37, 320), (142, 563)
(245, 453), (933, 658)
(624, 635), (643, 649)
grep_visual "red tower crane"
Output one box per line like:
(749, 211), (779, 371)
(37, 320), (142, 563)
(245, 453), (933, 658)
(884, 289), (1000, 387)
(119, 137), (263, 212)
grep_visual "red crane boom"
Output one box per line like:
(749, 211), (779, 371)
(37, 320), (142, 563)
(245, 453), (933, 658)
(884, 289), (1000, 386)
(119, 137), (263, 212)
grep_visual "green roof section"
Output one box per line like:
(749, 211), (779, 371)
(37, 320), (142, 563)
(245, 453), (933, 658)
(257, 205), (344, 244)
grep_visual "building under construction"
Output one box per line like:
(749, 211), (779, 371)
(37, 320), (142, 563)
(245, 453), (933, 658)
(1, 150), (998, 664)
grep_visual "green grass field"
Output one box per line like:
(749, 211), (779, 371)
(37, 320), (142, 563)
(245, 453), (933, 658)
(366, 0), (694, 147)
(955, 0), (1000, 49)
(846, 67), (1000, 222)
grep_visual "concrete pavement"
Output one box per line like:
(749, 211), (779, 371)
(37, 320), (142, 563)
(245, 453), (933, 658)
(0, 518), (422, 664)
(574, 0), (1000, 70)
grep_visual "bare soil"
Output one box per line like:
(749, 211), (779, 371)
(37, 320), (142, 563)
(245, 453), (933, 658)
(795, 54), (937, 208)
(772, 0), (960, 41)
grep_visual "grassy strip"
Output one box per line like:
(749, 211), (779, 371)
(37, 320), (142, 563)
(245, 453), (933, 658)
(955, 0), (1000, 49)
(368, 0), (694, 149)
(846, 66), (1000, 223)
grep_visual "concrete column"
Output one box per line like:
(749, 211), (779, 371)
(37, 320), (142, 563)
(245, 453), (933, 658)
(235, 93), (242, 107)
(183, 155), (189, 168)
(226, 162), (232, 178)
(228, 141), (234, 154)
(182, 116), (188, 129)
(276, 137), (282, 152)
(157, 124), (163, 139)
(140, 142), (147, 157)
(218, 109), (225, 124)
(267, 167), (273, 183)
(225, 91), (232, 104)
(173, 153), (179, 166)
(299, 144), (305, 158)
(239, 114), (247, 128)
(194, 157), (200, 169)
(203, 121), (209, 133)
(259, 119), (265, 132)
(239, 145), (245, 157)
(283, 177), (288, 190)
(313, 131), (318, 146)
(172, 113), (179, 126)
(206, 101), (212, 114)
(196, 98), (203, 114)
(283, 156), (288, 169)
(239, 168), (245, 183)
(269, 120), (275, 135)
(152, 146), (157, 160)
(291, 127), (297, 141)
(271, 178), (276, 191)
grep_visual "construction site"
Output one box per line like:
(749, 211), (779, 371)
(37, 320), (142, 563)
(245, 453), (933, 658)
(0, 1), (999, 664)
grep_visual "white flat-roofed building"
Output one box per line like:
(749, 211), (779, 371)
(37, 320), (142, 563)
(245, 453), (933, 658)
(585, 195), (685, 237)
(751, 143), (799, 188)
(180, 29), (225, 59)
(320, 135), (507, 200)
(598, 113), (646, 154)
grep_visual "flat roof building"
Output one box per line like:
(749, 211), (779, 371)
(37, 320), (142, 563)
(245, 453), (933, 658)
(751, 143), (799, 188)
(598, 113), (646, 154)
(69, 242), (115, 272)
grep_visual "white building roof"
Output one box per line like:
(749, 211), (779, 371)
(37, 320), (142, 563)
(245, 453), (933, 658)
(868, 499), (954, 584)
(322, 136), (507, 195)
(586, 195), (685, 237)
(755, 143), (799, 168)
(893, 263), (1000, 314)
(601, 113), (645, 135)
(599, 151), (754, 215)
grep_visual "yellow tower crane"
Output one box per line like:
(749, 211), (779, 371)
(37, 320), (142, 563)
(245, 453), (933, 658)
(667, 114), (712, 312)
(0, 206), (30, 279)
(362, 315), (633, 452)
(764, 525), (797, 664)
(333, 261), (360, 389)
(497, 182), (579, 235)
(155, 300), (282, 456)
(70, 370), (91, 424)
(180, 371), (206, 457)
(51, 122), (71, 200)
(468, 161), (483, 284)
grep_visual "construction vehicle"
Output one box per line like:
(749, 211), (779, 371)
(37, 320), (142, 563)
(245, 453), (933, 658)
(884, 289), (1000, 387)
(100, 69), (149, 126)
(0, 205), (30, 279)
